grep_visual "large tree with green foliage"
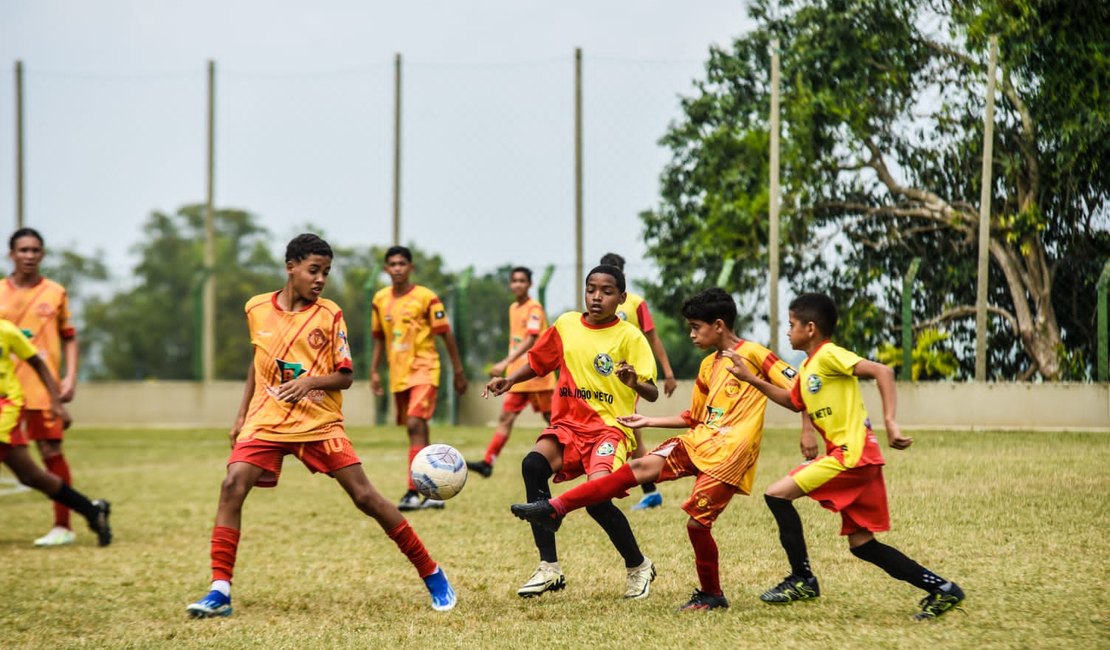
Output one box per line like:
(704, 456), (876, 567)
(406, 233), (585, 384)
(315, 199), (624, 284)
(641, 0), (1109, 379)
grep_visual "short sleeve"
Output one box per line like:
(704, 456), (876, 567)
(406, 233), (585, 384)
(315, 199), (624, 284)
(525, 304), (544, 336)
(58, 290), (76, 339)
(821, 344), (863, 377)
(636, 301), (655, 333)
(527, 326), (563, 377)
(627, 329), (657, 383)
(370, 297), (384, 340)
(428, 295), (450, 335)
(333, 311), (353, 372)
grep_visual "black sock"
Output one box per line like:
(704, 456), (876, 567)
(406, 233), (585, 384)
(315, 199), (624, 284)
(586, 500), (644, 568)
(641, 482), (657, 495)
(521, 452), (557, 563)
(850, 539), (947, 592)
(51, 484), (98, 522)
(764, 494), (813, 579)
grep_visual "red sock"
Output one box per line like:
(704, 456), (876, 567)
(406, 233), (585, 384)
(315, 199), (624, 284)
(43, 454), (72, 529)
(550, 463), (639, 516)
(687, 524), (722, 596)
(407, 445), (422, 490)
(484, 432), (509, 464)
(211, 526), (241, 583)
(387, 520), (437, 578)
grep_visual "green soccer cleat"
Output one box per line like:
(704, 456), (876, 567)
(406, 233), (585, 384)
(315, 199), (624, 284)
(914, 582), (965, 621)
(760, 575), (820, 603)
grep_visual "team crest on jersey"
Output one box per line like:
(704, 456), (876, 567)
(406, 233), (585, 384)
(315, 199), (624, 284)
(36, 302), (54, 317)
(275, 359), (306, 383)
(307, 327), (326, 350)
(783, 367), (797, 379)
(807, 374), (822, 394)
(616, 310), (628, 321)
(724, 380), (741, 397)
(593, 353), (614, 376)
(596, 442), (616, 457)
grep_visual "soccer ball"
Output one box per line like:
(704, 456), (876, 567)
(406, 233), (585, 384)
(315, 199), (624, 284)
(410, 444), (468, 500)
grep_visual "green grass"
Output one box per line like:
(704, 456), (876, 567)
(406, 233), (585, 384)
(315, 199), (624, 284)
(2, 425), (1108, 649)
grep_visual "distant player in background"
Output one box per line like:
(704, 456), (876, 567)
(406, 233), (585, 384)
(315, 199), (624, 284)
(468, 266), (554, 478)
(0, 316), (110, 547)
(511, 287), (797, 611)
(187, 234), (455, 619)
(485, 265), (658, 600)
(599, 253), (676, 511)
(0, 228), (81, 546)
(733, 292), (965, 621)
(371, 245), (468, 511)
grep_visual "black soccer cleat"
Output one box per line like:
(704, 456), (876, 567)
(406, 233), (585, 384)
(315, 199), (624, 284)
(510, 499), (563, 533)
(89, 499), (112, 547)
(466, 460), (493, 478)
(913, 582), (966, 621)
(760, 575), (820, 603)
(678, 589), (730, 612)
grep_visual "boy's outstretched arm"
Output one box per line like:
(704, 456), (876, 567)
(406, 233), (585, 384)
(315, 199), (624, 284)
(490, 333), (537, 377)
(28, 354), (71, 430)
(853, 359), (913, 450)
(484, 363), (538, 398)
(440, 330), (468, 394)
(720, 349), (800, 412)
(617, 413), (688, 430)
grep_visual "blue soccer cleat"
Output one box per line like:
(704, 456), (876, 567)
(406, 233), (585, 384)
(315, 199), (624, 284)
(423, 567), (457, 612)
(186, 590), (232, 618)
(631, 491), (663, 511)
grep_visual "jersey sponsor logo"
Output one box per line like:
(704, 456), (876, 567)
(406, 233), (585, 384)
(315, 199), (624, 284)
(337, 331), (351, 361)
(596, 441), (615, 457)
(275, 359), (306, 383)
(593, 353), (614, 376)
(616, 310), (628, 321)
(19, 328), (32, 339)
(812, 406), (832, 420)
(783, 367), (797, 379)
(307, 327), (327, 350)
(807, 374), (822, 394)
(706, 405), (725, 427)
(559, 386), (615, 404)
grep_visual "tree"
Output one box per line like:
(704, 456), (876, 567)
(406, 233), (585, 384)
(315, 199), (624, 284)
(641, 0), (1110, 380)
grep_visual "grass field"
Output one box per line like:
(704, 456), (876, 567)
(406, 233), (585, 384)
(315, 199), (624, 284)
(2, 424), (1108, 649)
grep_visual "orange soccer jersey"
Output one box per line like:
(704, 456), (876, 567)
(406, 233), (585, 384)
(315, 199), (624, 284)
(615, 292), (655, 334)
(527, 312), (656, 445)
(371, 285), (450, 392)
(0, 278), (75, 410)
(239, 292), (353, 443)
(507, 298), (555, 393)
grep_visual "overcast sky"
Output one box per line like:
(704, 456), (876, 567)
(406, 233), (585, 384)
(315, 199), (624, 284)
(0, 1), (754, 312)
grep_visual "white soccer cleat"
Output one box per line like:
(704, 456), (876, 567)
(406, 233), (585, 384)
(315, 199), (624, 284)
(624, 557), (656, 599)
(34, 526), (76, 547)
(517, 562), (566, 598)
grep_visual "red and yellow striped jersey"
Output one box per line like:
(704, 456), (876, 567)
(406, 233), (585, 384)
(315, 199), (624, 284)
(0, 278), (75, 410)
(528, 312), (656, 445)
(789, 341), (885, 468)
(371, 285), (451, 392)
(615, 292), (656, 333)
(239, 292), (353, 443)
(0, 319), (40, 407)
(508, 298), (555, 393)
(678, 340), (798, 493)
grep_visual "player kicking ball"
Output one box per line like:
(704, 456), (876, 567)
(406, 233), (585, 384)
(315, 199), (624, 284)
(186, 234), (455, 619)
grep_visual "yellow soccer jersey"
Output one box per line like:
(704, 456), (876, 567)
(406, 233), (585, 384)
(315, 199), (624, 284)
(239, 293), (353, 443)
(0, 319), (42, 408)
(789, 341), (885, 468)
(507, 298), (555, 393)
(371, 285), (450, 392)
(528, 312), (656, 443)
(0, 278), (75, 410)
(678, 340), (798, 493)
(615, 292), (656, 333)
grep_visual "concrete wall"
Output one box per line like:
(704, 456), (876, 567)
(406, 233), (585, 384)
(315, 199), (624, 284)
(69, 380), (1109, 431)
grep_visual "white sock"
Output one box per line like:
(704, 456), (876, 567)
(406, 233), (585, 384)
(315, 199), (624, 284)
(211, 580), (231, 597)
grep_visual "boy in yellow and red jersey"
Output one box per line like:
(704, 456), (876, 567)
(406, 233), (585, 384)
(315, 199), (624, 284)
(371, 245), (467, 511)
(733, 292), (964, 621)
(0, 316), (111, 546)
(468, 266), (555, 478)
(0, 228), (81, 546)
(485, 265), (659, 600)
(186, 234), (455, 619)
(511, 287), (797, 611)
(599, 253), (675, 511)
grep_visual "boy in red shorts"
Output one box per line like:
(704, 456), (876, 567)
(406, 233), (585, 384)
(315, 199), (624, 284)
(732, 292), (965, 621)
(510, 287), (797, 611)
(468, 266), (554, 478)
(186, 234), (455, 619)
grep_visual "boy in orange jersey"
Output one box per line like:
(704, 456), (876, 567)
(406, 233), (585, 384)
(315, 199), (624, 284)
(371, 245), (468, 511)
(186, 234), (456, 619)
(511, 287), (797, 611)
(467, 266), (554, 478)
(0, 228), (81, 546)
(485, 265), (659, 600)
(0, 318), (111, 547)
(598, 253), (675, 511)
(732, 292), (964, 621)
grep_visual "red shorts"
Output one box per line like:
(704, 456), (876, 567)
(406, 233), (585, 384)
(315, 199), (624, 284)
(228, 436), (361, 488)
(653, 439), (739, 528)
(19, 409), (65, 441)
(502, 390), (553, 415)
(540, 425), (629, 484)
(394, 385), (438, 424)
(791, 459), (890, 535)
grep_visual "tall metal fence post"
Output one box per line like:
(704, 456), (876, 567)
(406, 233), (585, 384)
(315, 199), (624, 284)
(716, 259), (736, 289)
(14, 60), (25, 229)
(974, 36), (999, 381)
(574, 47), (584, 312)
(446, 267), (473, 425)
(392, 53), (402, 246)
(366, 277), (387, 425)
(202, 60), (217, 382)
(768, 38), (782, 355)
(901, 258), (922, 382)
(538, 264), (555, 312)
(1097, 260), (1110, 382)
